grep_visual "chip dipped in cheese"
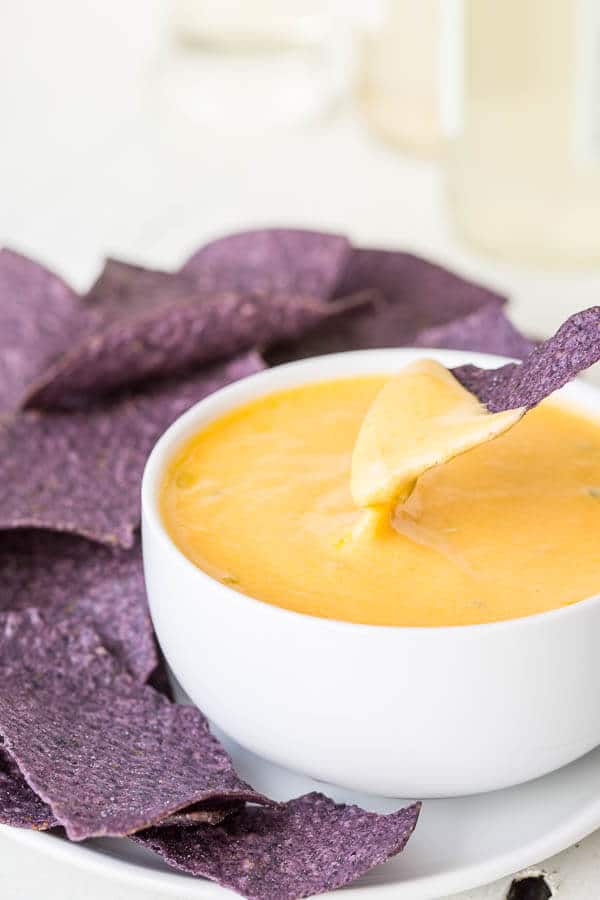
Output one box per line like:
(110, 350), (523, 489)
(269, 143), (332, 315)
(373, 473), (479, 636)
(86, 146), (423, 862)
(351, 359), (525, 514)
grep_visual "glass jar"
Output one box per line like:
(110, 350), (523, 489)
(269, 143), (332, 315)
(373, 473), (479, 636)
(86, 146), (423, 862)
(156, 0), (354, 132)
(446, 0), (600, 268)
(359, 0), (444, 156)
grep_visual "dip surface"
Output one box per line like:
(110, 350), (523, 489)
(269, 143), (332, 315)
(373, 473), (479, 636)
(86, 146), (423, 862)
(161, 376), (600, 627)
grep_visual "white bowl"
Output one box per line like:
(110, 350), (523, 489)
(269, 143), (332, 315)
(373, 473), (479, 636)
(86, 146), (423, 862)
(142, 348), (600, 798)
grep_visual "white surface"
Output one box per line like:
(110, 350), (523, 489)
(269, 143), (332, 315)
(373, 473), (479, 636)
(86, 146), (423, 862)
(6, 720), (600, 900)
(143, 348), (600, 798)
(2, 1), (600, 896)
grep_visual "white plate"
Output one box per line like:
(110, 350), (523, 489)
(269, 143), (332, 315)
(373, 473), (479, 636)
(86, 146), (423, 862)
(3, 726), (600, 900)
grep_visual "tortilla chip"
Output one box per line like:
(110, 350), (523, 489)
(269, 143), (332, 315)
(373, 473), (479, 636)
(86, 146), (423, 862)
(85, 258), (177, 315)
(0, 741), (239, 831)
(268, 249), (532, 363)
(135, 793), (420, 900)
(0, 249), (95, 416)
(0, 531), (155, 681)
(25, 262), (353, 408)
(181, 228), (351, 300)
(413, 303), (535, 359)
(24, 231), (350, 407)
(0, 351), (264, 548)
(0, 744), (56, 831)
(0, 610), (271, 841)
(453, 307), (600, 411)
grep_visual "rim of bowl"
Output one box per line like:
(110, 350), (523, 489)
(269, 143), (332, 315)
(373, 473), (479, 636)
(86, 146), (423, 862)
(141, 347), (600, 636)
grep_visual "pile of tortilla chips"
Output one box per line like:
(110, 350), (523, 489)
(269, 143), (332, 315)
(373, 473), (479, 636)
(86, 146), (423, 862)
(1, 227), (597, 899)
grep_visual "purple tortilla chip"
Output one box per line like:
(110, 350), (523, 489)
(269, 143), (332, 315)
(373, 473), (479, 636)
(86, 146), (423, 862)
(135, 793), (420, 900)
(453, 307), (600, 411)
(0, 249), (96, 416)
(0, 743), (239, 832)
(0, 744), (56, 831)
(333, 247), (504, 313)
(25, 276), (357, 409)
(85, 258), (177, 315)
(0, 531), (155, 681)
(0, 351), (264, 548)
(268, 248), (532, 363)
(0, 610), (270, 840)
(181, 228), (351, 301)
(413, 303), (535, 360)
(25, 231), (351, 407)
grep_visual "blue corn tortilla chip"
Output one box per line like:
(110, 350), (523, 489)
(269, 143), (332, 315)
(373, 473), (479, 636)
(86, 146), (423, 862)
(25, 231), (353, 409)
(0, 531), (155, 681)
(0, 740), (239, 830)
(25, 272), (356, 410)
(0, 738), (241, 831)
(0, 744), (57, 831)
(453, 307), (600, 411)
(413, 303), (535, 360)
(0, 610), (271, 840)
(181, 228), (351, 301)
(267, 248), (533, 363)
(0, 351), (264, 548)
(0, 249), (96, 416)
(135, 793), (421, 900)
(334, 248), (505, 315)
(25, 291), (357, 410)
(85, 258), (177, 315)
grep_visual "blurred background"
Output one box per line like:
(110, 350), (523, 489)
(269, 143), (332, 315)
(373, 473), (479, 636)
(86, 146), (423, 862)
(2, 0), (600, 342)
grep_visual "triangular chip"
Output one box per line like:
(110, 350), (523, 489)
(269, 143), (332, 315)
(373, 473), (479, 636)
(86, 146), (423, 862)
(454, 307), (600, 411)
(268, 248), (533, 363)
(26, 251), (357, 408)
(135, 793), (420, 900)
(0, 249), (95, 415)
(351, 360), (524, 512)
(0, 531), (155, 680)
(181, 228), (351, 301)
(0, 744), (57, 832)
(0, 352), (264, 547)
(0, 611), (271, 840)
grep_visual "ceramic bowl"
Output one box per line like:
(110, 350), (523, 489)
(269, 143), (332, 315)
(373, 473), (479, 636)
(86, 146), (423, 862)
(142, 348), (600, 798)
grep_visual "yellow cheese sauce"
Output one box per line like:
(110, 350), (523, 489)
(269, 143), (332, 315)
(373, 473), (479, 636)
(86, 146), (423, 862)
(161, 376), (600, 627)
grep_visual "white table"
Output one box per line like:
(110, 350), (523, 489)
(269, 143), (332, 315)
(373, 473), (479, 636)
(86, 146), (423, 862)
(1, 3), (600, 897)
